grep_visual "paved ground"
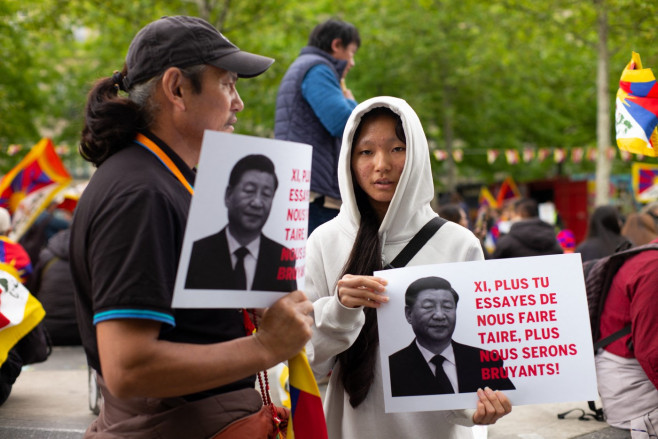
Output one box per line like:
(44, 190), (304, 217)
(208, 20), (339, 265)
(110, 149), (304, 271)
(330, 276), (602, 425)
(487, 402), (630, 439)
(0, 347), (631, 438)
(0, 347), (95, 438)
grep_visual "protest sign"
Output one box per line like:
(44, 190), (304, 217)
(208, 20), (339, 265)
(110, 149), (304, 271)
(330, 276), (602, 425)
(172, 130), (311, 308)
(375, 253), (598, 412)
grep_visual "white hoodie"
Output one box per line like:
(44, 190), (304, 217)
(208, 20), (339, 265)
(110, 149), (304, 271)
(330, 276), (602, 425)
(306, 96), (485, 439)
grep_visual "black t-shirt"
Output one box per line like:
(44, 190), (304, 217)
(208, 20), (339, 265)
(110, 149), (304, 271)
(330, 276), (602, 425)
(70, 132), (254, 399)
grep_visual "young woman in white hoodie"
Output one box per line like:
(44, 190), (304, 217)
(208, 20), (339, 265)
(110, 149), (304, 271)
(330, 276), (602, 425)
(306, 96), (511, 438)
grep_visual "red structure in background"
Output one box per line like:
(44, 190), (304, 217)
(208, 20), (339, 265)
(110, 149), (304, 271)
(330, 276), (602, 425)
(450, 178), (590, 247)
(526, 178), (589, 246)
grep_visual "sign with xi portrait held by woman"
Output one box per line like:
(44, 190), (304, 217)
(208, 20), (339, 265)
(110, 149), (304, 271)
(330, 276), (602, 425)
(172, 130), (311, 309)
(375, 253), (598, 413)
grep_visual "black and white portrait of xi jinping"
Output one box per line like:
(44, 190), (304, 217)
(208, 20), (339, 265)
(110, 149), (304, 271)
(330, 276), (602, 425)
(389, 276), (515, 396)
(185, 154), (297, 292)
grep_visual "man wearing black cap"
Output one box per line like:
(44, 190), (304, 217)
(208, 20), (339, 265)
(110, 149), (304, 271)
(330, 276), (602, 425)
(70, 16), (313, 438)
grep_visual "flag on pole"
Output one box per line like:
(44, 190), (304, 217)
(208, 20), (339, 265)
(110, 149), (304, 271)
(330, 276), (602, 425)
(478, 186), (498, 209)
(496, 176), (521, 206)
(7, 145), (22, 156)
(0, 138), (72, 240)
(0, 237), (32, 284)
(433, 150), (448, 161)
(553, 148), (566, 163)
(504, 149), (519, 165)
(487, 149), (500, 164)
(631, 162), (658, 203)
(615, 52), (658, 157)
(537, 148), (550, 162)
(0, 269), (45, 365)
(571, 148), (584, 163)
(620, 149), (632, 161)
(286, 348), (328, 439)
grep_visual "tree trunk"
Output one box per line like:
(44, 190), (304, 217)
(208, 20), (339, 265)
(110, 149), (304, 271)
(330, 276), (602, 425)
(443, 82), (456, 193)
(595, 0), (611, 206)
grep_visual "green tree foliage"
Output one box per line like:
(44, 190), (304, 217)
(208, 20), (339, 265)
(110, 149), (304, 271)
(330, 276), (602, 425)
(1, 0), (658, 185)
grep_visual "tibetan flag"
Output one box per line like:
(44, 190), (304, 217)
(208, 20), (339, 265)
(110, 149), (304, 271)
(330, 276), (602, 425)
(571, 147), (585, 163)
(496, 176), (521, 206)
(553, 148), (566, 163)
(478, 186), (498, 209)
(0, 237), (32, 284)
(607, 147), (617, 160)
(615, 52), (658, 157)
(0, 138), (71, 240)
(286, 349), (327, 439)
(7, 145), (22, 156)
(537, 148), (551, 162)
(0, 269), (45, 365)
(505, 149), (519, 165)
(56, 191), (80, 215)
(433, 150), (448, 161)
(487, 149), (499, 164)
(631, 162), (658, 203)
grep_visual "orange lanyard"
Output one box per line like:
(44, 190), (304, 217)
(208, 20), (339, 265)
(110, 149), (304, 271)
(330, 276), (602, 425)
(133, 133), (195, 196)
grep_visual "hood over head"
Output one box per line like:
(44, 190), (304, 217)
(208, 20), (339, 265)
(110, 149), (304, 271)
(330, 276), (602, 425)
(337, 96), (435, 243)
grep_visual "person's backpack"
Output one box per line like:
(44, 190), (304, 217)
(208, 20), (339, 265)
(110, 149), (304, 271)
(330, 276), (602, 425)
(583, 242), (658, 351)
(558, 241), (658, 422)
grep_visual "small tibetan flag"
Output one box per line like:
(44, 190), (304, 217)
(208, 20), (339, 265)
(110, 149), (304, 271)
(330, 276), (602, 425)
(286, 349), (327, 439)
(615, 52), (658, 157)
(0, 237), (32, 284)
(505, 149), (519, 165)
(478, 186), (498, 209)
(0, 138), (71, 213)
(553, 148), (566, 163)
(631, 162), (658, 203)
(7, 145), (22, 156)
(0, 138), (72, 240)
(487, 149), (499, 164)
(571, 147), (584, 163)
(496, 176), (521, 206)
(537, 148), (551, 162)
(433, 150), (448, 161)
(0, 269), (45, 365)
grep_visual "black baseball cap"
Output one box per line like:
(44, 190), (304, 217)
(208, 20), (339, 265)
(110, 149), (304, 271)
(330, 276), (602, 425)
(124, 16), (274, 89)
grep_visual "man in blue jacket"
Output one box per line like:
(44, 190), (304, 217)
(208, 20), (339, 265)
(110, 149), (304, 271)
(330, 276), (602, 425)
(274, 18), (360, 234)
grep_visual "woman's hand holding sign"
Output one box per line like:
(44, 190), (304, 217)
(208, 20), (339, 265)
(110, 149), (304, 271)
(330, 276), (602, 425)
(472, 387), (512, 425)
(337, 274), (389, 308)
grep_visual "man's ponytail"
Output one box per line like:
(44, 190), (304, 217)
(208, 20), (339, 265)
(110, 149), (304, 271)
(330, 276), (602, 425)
(79, 68), (146, 167)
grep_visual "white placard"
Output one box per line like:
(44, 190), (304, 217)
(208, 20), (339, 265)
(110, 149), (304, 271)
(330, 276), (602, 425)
(375, 253), (598, 412)
(172, 130), (311, 308)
